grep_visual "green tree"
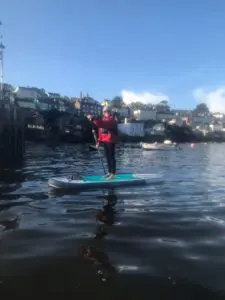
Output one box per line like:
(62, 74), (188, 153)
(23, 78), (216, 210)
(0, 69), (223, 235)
(193, 103), (209, 116)
(156, 100), (170, 112)
(129, 102), (145, 110)
(111, 96), (124, 108)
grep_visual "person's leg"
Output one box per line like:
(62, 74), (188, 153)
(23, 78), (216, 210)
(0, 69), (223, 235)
(110, 143), (116, 175)
(104, 143), (111, 176)
(107, 143), (116, 179)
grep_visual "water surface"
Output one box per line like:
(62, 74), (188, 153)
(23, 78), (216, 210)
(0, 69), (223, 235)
(0, 142), (225, 299)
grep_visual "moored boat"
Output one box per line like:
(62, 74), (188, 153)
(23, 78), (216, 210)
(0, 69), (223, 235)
(141, 142), (175, 151)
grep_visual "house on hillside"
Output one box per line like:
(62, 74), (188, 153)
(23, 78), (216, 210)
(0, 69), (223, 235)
(73, 95), (102, 116)
(14, 86), (46, 99)
(45, 92), (61, 98)
(133, 110), (156, 121)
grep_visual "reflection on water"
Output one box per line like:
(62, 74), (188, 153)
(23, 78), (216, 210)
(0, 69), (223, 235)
(0, 143), (225, 299)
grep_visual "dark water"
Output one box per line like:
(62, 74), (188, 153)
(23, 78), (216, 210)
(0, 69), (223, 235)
(0, 142), (225, 299)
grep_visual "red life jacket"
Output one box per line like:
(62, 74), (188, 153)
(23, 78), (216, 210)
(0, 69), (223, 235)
(93, 115), (117, 144)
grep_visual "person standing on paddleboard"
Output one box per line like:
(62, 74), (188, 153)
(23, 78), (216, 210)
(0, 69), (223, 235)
(87, 106), (117, 180)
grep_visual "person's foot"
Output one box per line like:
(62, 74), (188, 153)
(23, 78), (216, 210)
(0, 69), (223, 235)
(107, 174), (115, 180)
(104, 173), (111, 178)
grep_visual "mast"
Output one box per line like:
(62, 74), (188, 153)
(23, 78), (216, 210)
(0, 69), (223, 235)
(0, 21), (5, 100)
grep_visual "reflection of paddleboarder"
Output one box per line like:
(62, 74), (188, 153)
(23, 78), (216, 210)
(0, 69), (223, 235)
(79, 193), (118, 282)
(79, 244), (117, 282)
(95, 194), (117, 240)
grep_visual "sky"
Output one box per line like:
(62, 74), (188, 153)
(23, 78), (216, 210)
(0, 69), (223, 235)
(1, 0), (225, 111)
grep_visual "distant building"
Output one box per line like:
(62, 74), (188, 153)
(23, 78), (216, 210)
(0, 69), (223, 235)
(209, 123), (223, 132)
(172, 109), (192, 117)
(156, 112), (174, 122)
(73, 95), (102, 116)
(3, 83), (13, 91)
(112, 107), (130, 118)
(191, 115), (213, 128)
(212, 112), (225, 119)
(14, 86), (46, 99)
(145, 123), (165, 136)
(133, 110), (156, 121)
(2, 83), (13, 99)
(36, 97), (72, 113)
(209, 121), (224, 132)
(45, 92), (61, 98)
(194, 124), (209, 136)
(118, 122), (145, 137)
(16, 98), (36, 110)
(153, 123), (165, 132)
(168, 117), (184, 126)
(101, 99), (111, 107)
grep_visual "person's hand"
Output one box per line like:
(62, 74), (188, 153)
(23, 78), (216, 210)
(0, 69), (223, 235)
(96, 143), (100, 148)
(87, 115), (92, 120)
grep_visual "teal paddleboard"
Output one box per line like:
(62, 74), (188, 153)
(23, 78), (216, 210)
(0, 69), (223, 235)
(48, 173), (146, 190)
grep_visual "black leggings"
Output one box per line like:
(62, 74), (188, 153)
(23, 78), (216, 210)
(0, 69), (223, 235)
(103, 143), (116, 174)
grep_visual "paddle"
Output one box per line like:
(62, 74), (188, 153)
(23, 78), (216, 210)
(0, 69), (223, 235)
(89, 145), (98, 151)
(92, 129), (106, 175)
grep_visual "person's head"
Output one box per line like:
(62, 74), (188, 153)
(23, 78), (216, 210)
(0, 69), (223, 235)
(103, 106), (111, 116)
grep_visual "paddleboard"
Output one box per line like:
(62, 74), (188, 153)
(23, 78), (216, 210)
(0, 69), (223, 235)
(48, 173), (146, 190)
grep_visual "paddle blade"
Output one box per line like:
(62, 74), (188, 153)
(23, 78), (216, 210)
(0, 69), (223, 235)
(89, 145), (97, 151)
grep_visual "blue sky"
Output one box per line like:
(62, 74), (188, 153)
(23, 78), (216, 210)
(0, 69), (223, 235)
(1, 0), (225, 110)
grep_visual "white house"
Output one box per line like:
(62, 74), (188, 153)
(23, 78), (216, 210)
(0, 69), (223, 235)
(212, 113), (224, 119)
(209, 123), (224, 132)
(191, 115), (214, 128)
(133, 110), (156, 121)
(46, 92), (61, 98)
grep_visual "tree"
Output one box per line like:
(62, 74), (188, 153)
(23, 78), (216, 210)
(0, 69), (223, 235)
(129, 102), (145, 110)
(111, 96), (124, 108)
(193, 103), (209, 116)
(159, 100), (169, 106)
(156, 100), (170, 113)
(101, 99), (111, 107)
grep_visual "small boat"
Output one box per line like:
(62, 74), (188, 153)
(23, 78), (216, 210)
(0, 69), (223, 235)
(48, 173), (147, 190)
(163, 139), (172, 145)
(141, 142), (175, 151)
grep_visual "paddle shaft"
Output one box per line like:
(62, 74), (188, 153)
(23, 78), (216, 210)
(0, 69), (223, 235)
(92, 129), (106, 174)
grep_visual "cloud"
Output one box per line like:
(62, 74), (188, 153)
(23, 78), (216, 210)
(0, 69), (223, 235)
(193, 87), (225, 113)
(121, 90), (169, 105)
